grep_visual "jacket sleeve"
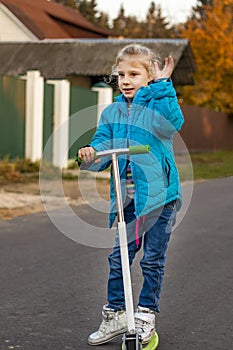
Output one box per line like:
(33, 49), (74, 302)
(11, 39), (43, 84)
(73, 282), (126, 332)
(79, 108), (113, 172)
(151, 80), (184, 138)
(90, 109), (113, 152)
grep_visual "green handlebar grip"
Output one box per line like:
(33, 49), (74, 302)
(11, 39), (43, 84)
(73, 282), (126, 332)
(129, 145), (150, 155)
(76, 156), (83, 163)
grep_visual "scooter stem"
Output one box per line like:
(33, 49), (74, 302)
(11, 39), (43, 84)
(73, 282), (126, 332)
(112, 152), (135, 333)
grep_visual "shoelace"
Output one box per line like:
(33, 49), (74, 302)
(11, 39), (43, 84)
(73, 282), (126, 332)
(98, 312), (119, 334)
(98, 319), (107, 333)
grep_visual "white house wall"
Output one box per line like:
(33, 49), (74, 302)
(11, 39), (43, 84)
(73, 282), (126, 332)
(91, 86), (113, 123)
(0, 3), (38, 41)
(47, 80), (70, 169)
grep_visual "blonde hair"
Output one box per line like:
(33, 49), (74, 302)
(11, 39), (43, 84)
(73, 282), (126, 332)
(112, 44), (161, 79)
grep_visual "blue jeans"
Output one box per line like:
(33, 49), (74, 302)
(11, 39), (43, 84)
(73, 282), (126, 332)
(107, 198), (177, 313)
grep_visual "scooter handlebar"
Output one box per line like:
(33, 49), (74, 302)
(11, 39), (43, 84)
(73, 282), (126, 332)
(76, 145), (150, 163)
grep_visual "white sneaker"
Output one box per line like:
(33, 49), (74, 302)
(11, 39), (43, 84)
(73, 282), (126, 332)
(88, 305), (127, 345)
(135, 306), (156, 345)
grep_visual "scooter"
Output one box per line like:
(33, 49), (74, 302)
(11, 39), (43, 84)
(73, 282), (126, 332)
(79, 145), (159, 349)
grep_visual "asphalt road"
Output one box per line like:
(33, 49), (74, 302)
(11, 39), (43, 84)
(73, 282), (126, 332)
(0, 177), (233, 350)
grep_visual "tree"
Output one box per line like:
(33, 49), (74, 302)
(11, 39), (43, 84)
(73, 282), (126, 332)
(146, 1), (156, 38)
(180, 0), (233, 113)
(123, 16), (145, 38)
(112, 2), (173, 38)
(53, 1), (174, 38)
(145, 2), (172, 38)
(191, 0), (213, 20)
(77, 0), (98, 24)
(54, 0), (77, 8)
(112, 5), (146, 38)
(112, 4), (127, 35)
(95, 11), (110, 30)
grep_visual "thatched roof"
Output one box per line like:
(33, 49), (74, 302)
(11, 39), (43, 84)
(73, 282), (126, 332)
(0, 39), (196, 85)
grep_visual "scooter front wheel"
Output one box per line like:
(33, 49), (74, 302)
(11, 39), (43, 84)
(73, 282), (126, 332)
(122, 333), (142, 350)
(122, 332), (159, 350)
(142, 332), (159, 350)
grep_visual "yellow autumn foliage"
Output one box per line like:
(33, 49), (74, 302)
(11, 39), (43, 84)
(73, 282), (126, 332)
(181, 0), (233, 113)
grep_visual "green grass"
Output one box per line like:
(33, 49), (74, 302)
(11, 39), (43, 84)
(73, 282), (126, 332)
(177, 151), (233, 181)
(0, 156), (40, 184)
(0, 151), (233, 184)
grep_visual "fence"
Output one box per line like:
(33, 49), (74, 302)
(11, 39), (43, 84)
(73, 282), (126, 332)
(0, 75), (26, 158)
(0, 72), (112, 168)
(69, 85), (98, 159)
(180, 105), (233, 152)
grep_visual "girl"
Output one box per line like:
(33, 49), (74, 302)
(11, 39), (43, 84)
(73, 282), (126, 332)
(78, 44), (184, 346)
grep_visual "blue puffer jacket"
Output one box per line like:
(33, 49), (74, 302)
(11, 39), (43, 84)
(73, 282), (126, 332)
(84, 80), (184, 227)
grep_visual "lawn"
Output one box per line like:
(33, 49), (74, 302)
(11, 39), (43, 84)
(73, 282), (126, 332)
(0, 151), (233, 184)
(177, 150), (233, 182)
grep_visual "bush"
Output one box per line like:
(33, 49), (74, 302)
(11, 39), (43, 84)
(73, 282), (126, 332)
(0, 157), (40, 184)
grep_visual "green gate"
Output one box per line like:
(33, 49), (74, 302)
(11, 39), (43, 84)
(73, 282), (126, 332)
(0, 75), (26, 158)
(69, 86), (98, 159)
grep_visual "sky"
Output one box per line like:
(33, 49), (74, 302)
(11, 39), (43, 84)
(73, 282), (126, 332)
(95, 0), (198, 25)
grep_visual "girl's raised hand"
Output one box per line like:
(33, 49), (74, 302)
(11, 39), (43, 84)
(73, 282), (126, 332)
(154, 55), (174, 80)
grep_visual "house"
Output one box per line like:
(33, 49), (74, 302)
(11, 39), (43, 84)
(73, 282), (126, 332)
(0, 0), (109, 41)
(0, 38), (196, 167)
(0, 3), (197, 166)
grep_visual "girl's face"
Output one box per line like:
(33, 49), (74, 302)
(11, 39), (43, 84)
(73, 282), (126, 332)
(117, 58), (152, 99)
